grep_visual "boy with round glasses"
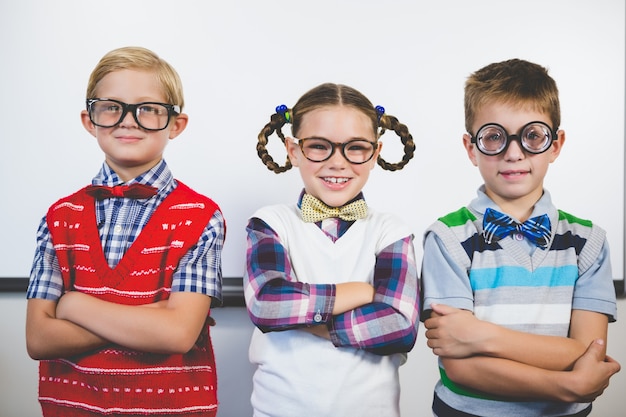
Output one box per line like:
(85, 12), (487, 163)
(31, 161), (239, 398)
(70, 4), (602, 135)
(26, 46), (224, 417)
(421, 58), (620, 416)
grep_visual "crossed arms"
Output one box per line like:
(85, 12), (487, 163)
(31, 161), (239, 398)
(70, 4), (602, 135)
(422, 232), (620, 403)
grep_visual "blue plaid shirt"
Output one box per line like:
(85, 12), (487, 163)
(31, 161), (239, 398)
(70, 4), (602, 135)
(27, 160), (224, 301)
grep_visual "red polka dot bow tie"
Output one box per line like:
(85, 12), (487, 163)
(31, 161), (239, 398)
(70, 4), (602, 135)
(85, 184), (158, 200)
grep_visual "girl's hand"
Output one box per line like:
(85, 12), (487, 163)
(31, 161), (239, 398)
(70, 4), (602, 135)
(300, 324), (331, 340)
(333, 282), (375, 315)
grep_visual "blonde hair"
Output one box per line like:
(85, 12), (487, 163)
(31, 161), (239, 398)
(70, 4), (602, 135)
(86, 46), (185, 109)
(257, 83), (415, 173)
(464, 59), (560, 133)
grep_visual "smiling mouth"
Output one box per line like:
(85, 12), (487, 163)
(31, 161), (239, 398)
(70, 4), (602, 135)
(322, 177), (350, 184)
(501, 170), (528, 176)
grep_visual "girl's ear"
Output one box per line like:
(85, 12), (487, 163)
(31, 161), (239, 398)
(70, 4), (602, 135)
(80, 110), (97, 138)
(370, 141), (383, 170)
(285, 137), (301, 167)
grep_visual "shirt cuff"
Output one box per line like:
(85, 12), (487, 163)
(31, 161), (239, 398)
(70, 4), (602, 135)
(307, 283), (336, 325)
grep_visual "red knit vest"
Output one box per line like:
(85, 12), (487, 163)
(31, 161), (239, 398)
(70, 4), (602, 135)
(39, 182), (220, 416)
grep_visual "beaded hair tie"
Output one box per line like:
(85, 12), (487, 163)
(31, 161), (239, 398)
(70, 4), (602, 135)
(375, 105), (385, 123)
(276, 104), (291, 123)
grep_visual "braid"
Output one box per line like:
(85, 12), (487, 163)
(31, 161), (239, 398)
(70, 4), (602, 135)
(376, 114), (416, 171)
(256, 111), (293, 173)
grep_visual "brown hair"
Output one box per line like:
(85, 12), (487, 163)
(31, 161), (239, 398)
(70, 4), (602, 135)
(86, 46), (185, 110)
(257, 83), (415, 173)
(464, 59), (560, 133)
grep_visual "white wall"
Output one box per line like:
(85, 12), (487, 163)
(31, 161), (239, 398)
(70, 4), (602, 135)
(2, 293), (625, 417)
(0, 0), (624, 281)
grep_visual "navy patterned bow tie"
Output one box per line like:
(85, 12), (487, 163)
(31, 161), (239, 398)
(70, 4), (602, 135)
(85, 184), (158, 200)
(482, 208), (552, 249)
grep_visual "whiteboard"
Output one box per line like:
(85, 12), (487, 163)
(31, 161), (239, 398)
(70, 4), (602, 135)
(0, 0), (623, 286)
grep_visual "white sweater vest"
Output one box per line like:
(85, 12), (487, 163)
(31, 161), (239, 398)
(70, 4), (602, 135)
(248, 204), (411, 417)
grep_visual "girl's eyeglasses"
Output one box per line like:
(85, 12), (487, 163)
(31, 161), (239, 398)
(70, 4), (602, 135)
(293, 137), (379, 164)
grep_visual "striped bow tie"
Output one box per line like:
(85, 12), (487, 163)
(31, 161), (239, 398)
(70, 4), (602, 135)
(300, 194), (368, 223)
(482, 207), (552, 249)
(85, 184), (158, 200)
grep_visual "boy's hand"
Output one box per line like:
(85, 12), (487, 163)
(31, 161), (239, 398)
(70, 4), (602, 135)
(142, 299), (170, 309)
(142, 299), (215, 326)
(424, 303), (492, 358)
(54, 291), (212, 353)
(59, 294), (217, 326)
(55, 291), (82, 321)
(563, 339), (621, 402)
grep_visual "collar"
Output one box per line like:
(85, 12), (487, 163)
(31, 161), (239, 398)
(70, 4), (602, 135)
(469, 185), (558, 223)
(92, 159), (174, 194)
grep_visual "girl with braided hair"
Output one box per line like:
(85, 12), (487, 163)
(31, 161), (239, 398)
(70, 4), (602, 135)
(245, 83), (419, 417)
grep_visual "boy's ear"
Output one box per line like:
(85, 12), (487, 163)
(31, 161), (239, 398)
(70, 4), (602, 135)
(80, 110), (97, 138)
(168, 113), (188, 139)
(548, 129), (566, 162)
(462, 133), (479, 167)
